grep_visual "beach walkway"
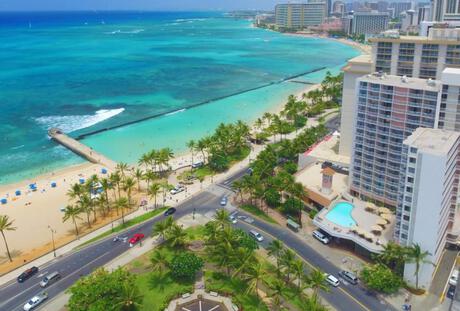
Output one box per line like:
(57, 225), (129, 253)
(48, 128), (117, 170)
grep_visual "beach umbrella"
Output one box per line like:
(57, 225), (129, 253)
(364, 232), (374, 242)
(376, 218), (387, 226)
(378, 207), (391, 215)
(79, 178), (85, 184)
(371, 225), (383, 233)
(51, 182), (57, 188)
(15, 190), (21, 196)
(365, 204), (377, 212)
(101, 168), (107, 174)
(350, 225), (359, 233)
(381, 213), (392, 223)
(1, 198), (7, 204)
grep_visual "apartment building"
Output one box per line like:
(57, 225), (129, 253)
(432, 0), (460, 22)
(389, 1), (413, 18)
(349, 73), (441, 207)
(350, 11), (390, 35)
(370, 28), (460, 79)
(275, 2), (326, 29)
(396, 128), (460, 288)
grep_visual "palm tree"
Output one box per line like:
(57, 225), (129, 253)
(0, 215), (16, 262)
(160, 182), (173, 205)
(243, 261), (265, 296)
(116, 162), (129, 177)
(152, 217), (173, 242)
(100, 178), (112, 214)
(308, 268), (329, 297)
(67, 183), (84, 202)
(62, 205), (82, 239)
(406, 243), (434, 289)
(148, 183), (161, 209)
(214, 209), (230, 229)
(268, 279), (286, 310)
(133, 168), (143, 191)
(377, 241), (408, 276)
(280, 249), (296, 282)
(143, 170), (157, 189)
(110, 172), (122, 200)
(187, 139), (196, 171)
(78, 194), (93, 228)
(123, 177), (136, 206)
(267, 240), (284, 277)
(115, 197), (129, 225)
(114, 283), (143, 311)
(299, 294), (328, 311)
(292, 259), (305, 291)
(288, 182), (307, 226)
(167, 224), (187, 248)
(150, 250), (169, 271)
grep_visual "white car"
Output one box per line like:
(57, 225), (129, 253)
(170, 186), (185, 195)
(249, 230), (264, 242)
(326, 274), (340, 287)
(313, 230), (330, 244)
(23, 292), (48, 311)
(450, 269), (459, 286)
(220, 196), (228, 206)
(229, 214), (238, 224)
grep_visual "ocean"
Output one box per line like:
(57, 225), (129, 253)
(0, 11), (359, 184)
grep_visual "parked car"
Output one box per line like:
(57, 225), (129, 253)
(447, 285), (456, 299)
(450, 269), (459, 286)
(39, 271), (61, 288)
(339, 270), (358, 285)
(313, 230), (330, 244)
(129, 233), (145, 246)
(220, 196), (228, 206)
(23, 292), (48, 311)
(229, 214), (238, 224)
(326, 274), (340, 287)
(249, 230), (264, 242)
(170, 185), (185, 195)
(164, 207), (177, 216)
(192, 161), (204, 169)
(17, 266), (39, 283)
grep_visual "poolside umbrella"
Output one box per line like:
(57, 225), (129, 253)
(101, 168), (107, 174)
(15, 190), (21, 196)
(355, 227), (366, 236)
(378, 207), (391, 215)
(371, 225), (383, 233)
(79, 178), (85, 184)
(350, 225), (359, 233)
(1, 198), (7, 204)
(365, 204), (377, 212)
(376, 218), (387, 226)
(364, 231), (374, 242)
(381, 213), (392, 223)
(51, 182), (57, 188)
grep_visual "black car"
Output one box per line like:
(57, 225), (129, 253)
(447, 285), (456, 299)
(164, 207), (177, 216)
(17, 266), (39, 283)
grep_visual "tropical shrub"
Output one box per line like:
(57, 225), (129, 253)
(170, 252), (204, 281)
(360, 264), (403, 294)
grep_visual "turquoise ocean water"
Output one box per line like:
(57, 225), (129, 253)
(0, 11), (359, 184)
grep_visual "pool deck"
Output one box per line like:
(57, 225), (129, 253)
(314, 198), (395, 253)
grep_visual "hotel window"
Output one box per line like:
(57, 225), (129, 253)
(446, 45), (460, 66)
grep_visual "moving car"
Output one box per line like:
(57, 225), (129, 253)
(313, 230), (330, 244)
(170, 185), (185, 195)
(129, 233), (145, 246)
(220, 196), (228, 206)
(326, 274), (340, 287)
(23, 292), (48, 311)
(447, 285), (456, 299)
(164, 207), (177, 216)
(17, 266), (39, 283)
(39, 272), (61, 288)
(339, 270), (358, 285)
(450, 269), (459, 286)
(249, 230), (264, 242)
(229, 214), (237, 224)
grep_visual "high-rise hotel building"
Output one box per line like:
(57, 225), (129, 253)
(275, 2), (326, 29)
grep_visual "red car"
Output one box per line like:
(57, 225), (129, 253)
(129, 233), (145, 245)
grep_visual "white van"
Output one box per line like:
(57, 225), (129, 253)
(249, 230), (264, 242)
(326, 274), (340, 287)
(313, 230), (330, 244)
(39, 271), (61, 288)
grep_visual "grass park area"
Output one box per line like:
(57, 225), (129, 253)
(240, 204), (278, 224)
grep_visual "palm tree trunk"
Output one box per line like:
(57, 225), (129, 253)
(86, 213), (92, 228)
(154, 195), (157, 209)
(73, 217), (80, 239)
(121, 207), (125, 225)
(1, 231), (12, 262)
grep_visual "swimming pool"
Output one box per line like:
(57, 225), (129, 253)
(326, 201), (357, 228)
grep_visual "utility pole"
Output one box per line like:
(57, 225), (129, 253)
(48, 225), (56, 258)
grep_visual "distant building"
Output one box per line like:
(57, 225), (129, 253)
(400, 9), (418, 32)
(432, 0), (460, 21)
(332, 0), (346, 16)
(377, 1), (390, 13)
(350, 11), (390, 35)
(255, 13), (275, 26)
(275, 2), (327, 29)
(396, 128), (460, 289)
(417, 6), (431, 24)
(389, 2), (413, 18)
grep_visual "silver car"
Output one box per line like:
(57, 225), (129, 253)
(23, 292), (48, 311)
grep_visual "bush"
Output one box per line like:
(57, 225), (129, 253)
(283, 161), (298, 175)
(360, 264), (403, 294)
(170, 252), (204, 281)
(309, 209), (318, 219)
(264, 188), (281, 207)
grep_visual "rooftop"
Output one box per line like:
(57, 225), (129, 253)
(359, 72), (441, 91)
(404, 128), (460, 156)
(442, 67), (460, 86)
(370, 27), (460, 43)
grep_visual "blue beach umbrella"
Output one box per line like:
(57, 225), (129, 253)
(51, 182), (57, 188)
(101, 168), (107, 174)
(15, 190), (21, 196)
(1, 198), (7, 204)
(79, 178), (85, 184)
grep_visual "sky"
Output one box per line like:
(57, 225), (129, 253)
(0, 0), (280, 11)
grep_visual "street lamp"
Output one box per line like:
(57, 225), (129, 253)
(48, 225), (56, 258)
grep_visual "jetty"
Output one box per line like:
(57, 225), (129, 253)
(48, 128), (117, 169)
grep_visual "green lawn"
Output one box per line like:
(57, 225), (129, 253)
(240, 204), (278, 224)
(77, 207), (167, 248)
(204, 270), (269, 311)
